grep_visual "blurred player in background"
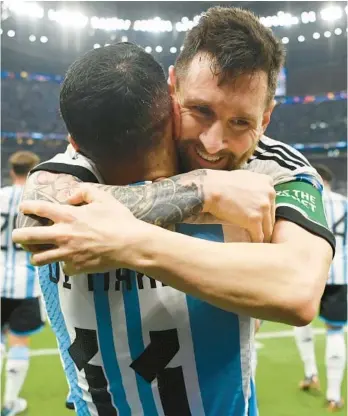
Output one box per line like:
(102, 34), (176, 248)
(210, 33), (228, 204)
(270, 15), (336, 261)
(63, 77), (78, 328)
(294, 164), (347, 411)
(0, 151), (45, 416)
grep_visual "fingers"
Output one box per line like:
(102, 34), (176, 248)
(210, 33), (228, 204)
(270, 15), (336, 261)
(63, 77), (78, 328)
(262, 210), (273, 243)
(13, 225), (62, 246)
(19, 201), (75, 224)
(67, 184), (114, 205)
(31, 247), (69, 266)
(248, 220), (264, 243)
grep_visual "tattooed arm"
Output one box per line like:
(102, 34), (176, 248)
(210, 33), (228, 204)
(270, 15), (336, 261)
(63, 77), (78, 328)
(17, 170), (207, 229)
(18, 169), (276, 243)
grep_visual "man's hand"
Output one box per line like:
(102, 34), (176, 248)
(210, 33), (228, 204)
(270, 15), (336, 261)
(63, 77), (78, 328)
(203, 170), (276, 242)
(13, 186), (145, 275)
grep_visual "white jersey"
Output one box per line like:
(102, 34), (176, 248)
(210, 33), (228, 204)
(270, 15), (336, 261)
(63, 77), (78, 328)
(324, 190), (347, 285)
(33, 136), (334, 416)
(0, 185), (40, 299)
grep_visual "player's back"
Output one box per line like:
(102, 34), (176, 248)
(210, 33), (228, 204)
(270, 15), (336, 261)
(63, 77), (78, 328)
(0, 185), (39, 298)
(324, 190), (347, 285)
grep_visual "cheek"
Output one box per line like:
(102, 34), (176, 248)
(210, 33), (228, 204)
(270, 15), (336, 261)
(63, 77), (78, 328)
(228, 130), (259, 155)
(180, 114), (201, 139)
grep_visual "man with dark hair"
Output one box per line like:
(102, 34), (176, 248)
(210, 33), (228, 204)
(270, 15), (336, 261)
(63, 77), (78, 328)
(14, 7), (334, 415)
(1, 151), (45, 416)
(294, 164), (347, 411)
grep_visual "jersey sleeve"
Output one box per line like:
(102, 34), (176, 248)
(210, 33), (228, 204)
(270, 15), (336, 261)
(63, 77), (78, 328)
(275, 174), (336, 255)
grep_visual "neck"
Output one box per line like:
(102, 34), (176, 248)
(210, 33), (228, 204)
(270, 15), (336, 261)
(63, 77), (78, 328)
(98, 125), (178, 185)
(12, 177), (26, 186)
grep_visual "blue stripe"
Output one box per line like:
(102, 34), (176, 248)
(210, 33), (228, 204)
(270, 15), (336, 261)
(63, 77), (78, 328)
(39, 265), (90, 415)
(327, 328), (345, 334)
(178, 225), (245, 416)
(10, 188), (23, 297)
(9, 324), (44, 337)
(25, 252), (36, 298)
(248, 379), (258, 416)
(328, 196), (336, 284)
(318, 316), (347, 326)
(122, 272), (158, 415)
(4, 187), (16, 298)
(93, 274), (131, 415)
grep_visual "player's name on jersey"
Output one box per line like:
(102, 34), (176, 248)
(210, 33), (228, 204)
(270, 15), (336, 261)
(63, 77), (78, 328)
(276, 189), (317, 213)
(48, 263), (167, 292)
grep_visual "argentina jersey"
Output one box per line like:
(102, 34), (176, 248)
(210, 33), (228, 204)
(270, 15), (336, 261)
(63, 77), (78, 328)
(324, 190), (347, 285)
(32, 136), (335, 416)
(0, 185), (40, 299)
(39, 229), (254, 416)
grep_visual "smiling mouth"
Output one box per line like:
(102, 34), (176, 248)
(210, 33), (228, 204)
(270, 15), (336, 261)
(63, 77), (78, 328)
(195, 147), (223, 163)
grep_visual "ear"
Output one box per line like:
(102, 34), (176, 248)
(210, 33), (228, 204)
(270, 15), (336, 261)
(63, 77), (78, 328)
(68, 134), (79, 151)
(167, 65), (176, 96)
(262, 100), (276, 133)
(170, 96), (181, 140)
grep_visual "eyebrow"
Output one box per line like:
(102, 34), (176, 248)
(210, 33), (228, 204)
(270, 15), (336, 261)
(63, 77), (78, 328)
(184, 97), (257, 121)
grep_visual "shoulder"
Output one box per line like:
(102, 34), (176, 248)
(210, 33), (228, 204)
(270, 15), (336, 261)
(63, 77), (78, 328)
(31, 144), (102, 183)
(246, 135), (322, 188)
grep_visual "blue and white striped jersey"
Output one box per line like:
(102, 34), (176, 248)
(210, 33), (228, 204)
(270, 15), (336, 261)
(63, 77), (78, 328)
(33, 136), (334, 416)
(0, 185), (40, 299)
(324, 190), (347, 285)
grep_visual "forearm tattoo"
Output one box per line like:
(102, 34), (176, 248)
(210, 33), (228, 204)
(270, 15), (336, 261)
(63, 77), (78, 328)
(18, 170), (207, 228)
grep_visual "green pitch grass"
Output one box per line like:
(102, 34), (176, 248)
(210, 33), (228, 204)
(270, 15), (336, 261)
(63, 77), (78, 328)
(1, 320), (346, 415)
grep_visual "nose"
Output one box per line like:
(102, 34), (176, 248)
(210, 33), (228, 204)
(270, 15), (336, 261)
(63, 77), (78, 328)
(199, 122), (229, 154)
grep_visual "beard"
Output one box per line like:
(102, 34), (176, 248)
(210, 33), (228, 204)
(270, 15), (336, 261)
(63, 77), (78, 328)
(177, 138), (259, 173)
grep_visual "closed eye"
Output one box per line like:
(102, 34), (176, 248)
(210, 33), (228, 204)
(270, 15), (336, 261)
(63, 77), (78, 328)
(192, 105), (214, 118)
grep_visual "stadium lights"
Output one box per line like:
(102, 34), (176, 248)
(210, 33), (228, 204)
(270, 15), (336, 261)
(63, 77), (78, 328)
(281, 37), (289, 44)
(90, 16), (131, 31)
(180, 46), (184, 51)
(298, 35), (305, 42)
(7, 1), (44, 19)
(105, 43), (110, 46)
(7, 30), (15, 37)
(155, 45), (163, 53)
(48, 9), (88, 28)
(121, 36), (128, 42)
(324, 31), (332, 38)
(320, 6), (343, 21)
(93, 43), (101, 49)
(301, 11), (316, 24)
(260, 12), (299, 28)
(313, 32), (320, 39)
(170, 46), (177, 53)
(133, 17), (172, 32)
(145, 46), (152, 53)
(0, 29), (3, 35)
(29, 34), (36, 42)
(334, 28), (342, 35)
(40, 36), (48, 43)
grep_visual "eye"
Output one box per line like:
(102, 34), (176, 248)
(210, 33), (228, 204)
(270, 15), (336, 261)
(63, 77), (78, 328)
(230, 119), (250, 127)
(192, 105), (214, 118)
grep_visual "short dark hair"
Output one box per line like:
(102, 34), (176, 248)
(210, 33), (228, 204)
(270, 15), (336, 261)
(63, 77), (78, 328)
(9, 151), (40, 176)
(313, 164), (334, 183)
(176, 7), (285, 103)
(60, 42), (171, 164)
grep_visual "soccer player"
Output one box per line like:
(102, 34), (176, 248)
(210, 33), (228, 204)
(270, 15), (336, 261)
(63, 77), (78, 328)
(14, 8), (334, 415)
(294, 165), (347, 411)
(1, 151), (44, 416)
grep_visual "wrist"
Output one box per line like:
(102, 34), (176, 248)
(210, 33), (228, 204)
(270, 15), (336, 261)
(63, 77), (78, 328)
(201, 170), (220, 214)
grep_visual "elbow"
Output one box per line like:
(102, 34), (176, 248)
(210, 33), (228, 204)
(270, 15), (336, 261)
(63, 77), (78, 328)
(277, 291), (318, 327)
(276, 260), (325, 327)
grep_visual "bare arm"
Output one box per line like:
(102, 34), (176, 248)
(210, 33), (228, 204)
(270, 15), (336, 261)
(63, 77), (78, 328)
(126, 219), (331, 326)
(17, 170), (207, 229)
